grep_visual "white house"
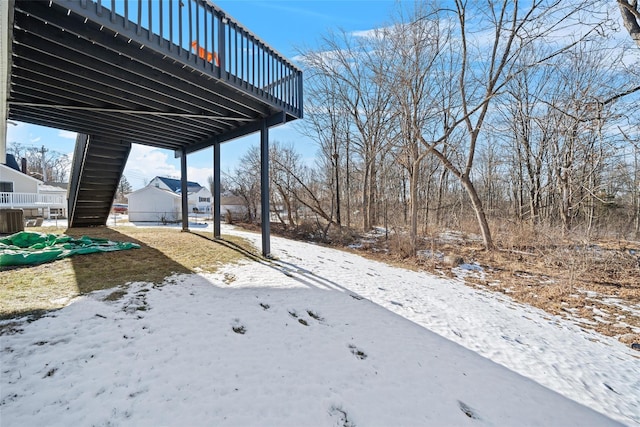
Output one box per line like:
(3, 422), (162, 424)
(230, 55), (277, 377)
(126, 176), (212, 222)
(190, 186), (213, 214)
(126, 185), (181, 222)
(0, 156), (67, 219)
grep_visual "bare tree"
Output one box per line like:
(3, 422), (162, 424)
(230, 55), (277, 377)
(270, 142), (303, 229)
(116, 175), (132, 203)
(301, 29), (394, 231)
(499, 46), (558, 226)
(225, 148), (261, 222)
(297, 75), (349, 227)
(402, 1), (610, 249)
(372, 4), (447, 254)
(7, 142), (70, 183)
(271, 151), (338, 239)
(294, 0), (637, 247)
(617, 127), (640, 237)
(541, 44), (624, 233)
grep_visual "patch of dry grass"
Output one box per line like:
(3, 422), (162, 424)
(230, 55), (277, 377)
(463, 241), (640, 346)
(0, 226), (257, 319)
(423, 227), (640, 346)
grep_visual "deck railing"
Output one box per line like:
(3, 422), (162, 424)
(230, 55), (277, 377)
(0, 192), (66, 207)
(66, 0), (303, 118)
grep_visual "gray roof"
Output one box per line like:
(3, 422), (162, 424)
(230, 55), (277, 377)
(155, 176), (203, 194)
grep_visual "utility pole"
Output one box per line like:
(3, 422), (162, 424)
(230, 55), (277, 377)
(40, 145), (47, 182)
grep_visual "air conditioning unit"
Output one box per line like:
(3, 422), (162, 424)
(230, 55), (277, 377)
(0, 209), (25, 234)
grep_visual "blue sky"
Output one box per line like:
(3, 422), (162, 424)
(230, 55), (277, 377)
(6, 0), (398, 189)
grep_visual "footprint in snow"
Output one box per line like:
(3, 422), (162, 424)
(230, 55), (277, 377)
(329, 405), (356, 427)
(232, 319), (246, 334)
(458, 400), (480, 420)
(307, 310), (324, 322)
(43, 367), (58, 378)
(390, 300), (404, 307)
(501, 335), (526, 345)
(288, 310), (307, 326)
(348, 344), (367, 360)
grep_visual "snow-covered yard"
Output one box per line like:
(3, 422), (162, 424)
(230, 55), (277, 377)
(1, 224), (638, 426)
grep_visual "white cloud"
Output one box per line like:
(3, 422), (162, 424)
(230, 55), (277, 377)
(57, 130), (77, 140)
(123, 144), (213, 190)
(187, 166), (213, 190)
(29, 137), (41, 143)
(123, 145), (176, 189)
(351, 28), (385, 39)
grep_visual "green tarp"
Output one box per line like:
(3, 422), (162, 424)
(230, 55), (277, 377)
(0, 231), (140, 266)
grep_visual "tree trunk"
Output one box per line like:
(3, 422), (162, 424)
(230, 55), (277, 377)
(423, 169), (432, 235)
(461, 175), (495, 250)
(362, 161), (370, 231)
(368, 160), (377, 229)
(285, 195), (295, 227)
(618, 0), (640, 48)
(402, 169), (408, 224)
(560, 178), (572, 232)
(346, 134), (351, 229)
(333, 152), (341, 226)
(409, 158), (420, 256)
(436, 167), (448, 226)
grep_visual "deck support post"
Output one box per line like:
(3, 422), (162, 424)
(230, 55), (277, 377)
(180, 147), (189, 232)
(260, 119), (270, 257)
(213, 142), (221, 239)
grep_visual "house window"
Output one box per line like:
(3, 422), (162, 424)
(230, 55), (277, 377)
(199, 197), (210, 203)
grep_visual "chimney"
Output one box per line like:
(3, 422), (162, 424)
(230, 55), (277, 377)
(21, 158), (27, 174)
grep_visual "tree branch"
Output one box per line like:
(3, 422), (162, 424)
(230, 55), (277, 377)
(618, 0), (640, 47)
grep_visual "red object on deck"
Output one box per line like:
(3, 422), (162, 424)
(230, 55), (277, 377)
(191, 41), (220, 67)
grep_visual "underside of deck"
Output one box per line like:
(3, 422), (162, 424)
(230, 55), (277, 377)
(8, 0), (302, 151)
(3, 0), (303, 253)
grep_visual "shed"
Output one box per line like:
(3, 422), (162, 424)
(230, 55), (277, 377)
(126, 186), (181, 222)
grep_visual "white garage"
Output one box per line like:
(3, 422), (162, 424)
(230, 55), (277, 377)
(126, 186), (181, 223)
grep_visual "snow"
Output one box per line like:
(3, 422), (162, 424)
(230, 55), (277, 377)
(1, 224), (638, 426)
(452, 262), (485, 281)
